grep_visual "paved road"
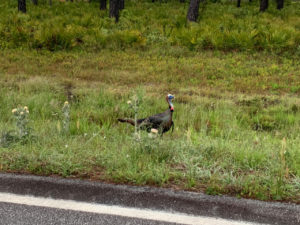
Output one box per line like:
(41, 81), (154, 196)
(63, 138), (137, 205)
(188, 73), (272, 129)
(1, 201), (178, 225)
(0, 173), (299, 225)
(0, 192), (258, 225)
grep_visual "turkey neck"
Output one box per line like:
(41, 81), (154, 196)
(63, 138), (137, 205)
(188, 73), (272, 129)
(167, 98), (174, 112)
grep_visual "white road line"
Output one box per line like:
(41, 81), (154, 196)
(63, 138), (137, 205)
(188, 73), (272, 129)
(0, 192), (261, 225)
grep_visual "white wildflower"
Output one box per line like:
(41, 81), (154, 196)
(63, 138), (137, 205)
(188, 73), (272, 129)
(12, 108), (17, 114)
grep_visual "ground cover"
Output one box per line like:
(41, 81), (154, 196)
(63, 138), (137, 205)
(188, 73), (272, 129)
(0, 0), (300, 53)
(0, 0), (300, 203)
(0, 50), (299, 203)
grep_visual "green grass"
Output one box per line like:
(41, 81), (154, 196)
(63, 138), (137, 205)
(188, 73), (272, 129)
(0, 0), (300, 53)
(0, 49), (300, 203)
(0, 0), (300, 203)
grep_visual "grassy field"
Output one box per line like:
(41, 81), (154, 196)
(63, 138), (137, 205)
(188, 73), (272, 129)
(1, 0), (300, 53)
(0, 0), (300, 203)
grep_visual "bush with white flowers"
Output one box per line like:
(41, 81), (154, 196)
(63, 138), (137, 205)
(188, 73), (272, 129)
(12, 106), (30, 138)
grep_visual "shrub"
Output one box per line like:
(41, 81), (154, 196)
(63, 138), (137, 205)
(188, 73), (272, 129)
(32, 24), (73, 51)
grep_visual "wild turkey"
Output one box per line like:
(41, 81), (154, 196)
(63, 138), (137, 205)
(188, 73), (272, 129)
(118, 94), (175, 134)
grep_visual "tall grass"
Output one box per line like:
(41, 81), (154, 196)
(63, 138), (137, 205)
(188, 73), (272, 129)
(0, 0), (300, 203)
(0, 75), (299, 202)
(0, 0), (299, 53)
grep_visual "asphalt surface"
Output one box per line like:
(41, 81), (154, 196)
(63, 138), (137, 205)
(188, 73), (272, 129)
(0, 192), (259, 225)
(0, 173), (299, 225)
(0, 202), (179, 225)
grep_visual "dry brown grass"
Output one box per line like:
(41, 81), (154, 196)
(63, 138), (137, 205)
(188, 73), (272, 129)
(1, 50), (299, 98)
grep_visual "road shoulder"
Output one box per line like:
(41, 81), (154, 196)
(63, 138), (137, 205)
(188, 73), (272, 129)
(0, 173), (299, 225)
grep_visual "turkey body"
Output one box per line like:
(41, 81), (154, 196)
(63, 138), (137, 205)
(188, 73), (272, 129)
(118, 94), (175, 134)
(118, 108), (174, 134)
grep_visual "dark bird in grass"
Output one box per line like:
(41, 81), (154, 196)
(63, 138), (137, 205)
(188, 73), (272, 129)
(118, 94), (175, 134)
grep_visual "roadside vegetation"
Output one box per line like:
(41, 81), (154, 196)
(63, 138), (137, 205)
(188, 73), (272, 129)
(0, 0), (299, 203)
(1, 0), (300, 53)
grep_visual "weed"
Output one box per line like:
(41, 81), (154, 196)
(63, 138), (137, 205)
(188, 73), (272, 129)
(0, 106), (32, 147)
(127, 95), (141, 140)
(62, 101), (70, 134)
(12, 106), (30, 138)
(0, 131), (18, 148)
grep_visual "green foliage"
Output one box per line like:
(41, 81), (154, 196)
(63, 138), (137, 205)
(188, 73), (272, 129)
(12, 106), (31, 138)
(0, 77), (300, 202)
(0, 0), (300, 203)
(0, 0), (299, 53)
(0, 131), (18, 148)
(32, 25), (74, 51)
(0, 106), (33, 147)
(62, 101), (70, 133)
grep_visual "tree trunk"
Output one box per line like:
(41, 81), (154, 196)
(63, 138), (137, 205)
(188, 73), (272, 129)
(180, 0), (185, 3)
(49, 0), (52, 6)
(32, 0), (38, 5)
(109, 0), (120, 22)
(119, 0), (124, 10)
(277, 0), (284, 9)
(187, 0), (200, 22)
(100, 0), (106, 10)
(237, 0), (241, 7)
(18, 0), (26, 13)
(260, 0), (268, 12)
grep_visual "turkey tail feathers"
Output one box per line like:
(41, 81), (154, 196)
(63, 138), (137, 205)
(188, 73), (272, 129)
(118, 118), (135, 126)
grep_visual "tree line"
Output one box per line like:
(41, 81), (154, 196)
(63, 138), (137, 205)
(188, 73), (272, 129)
(18, 0), (286, 22)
